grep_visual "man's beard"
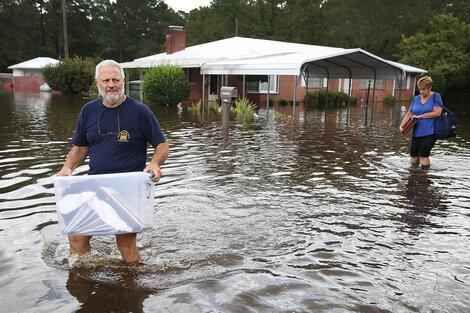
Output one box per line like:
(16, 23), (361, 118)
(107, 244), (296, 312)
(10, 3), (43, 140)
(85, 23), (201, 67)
(99, 86), (125, 104)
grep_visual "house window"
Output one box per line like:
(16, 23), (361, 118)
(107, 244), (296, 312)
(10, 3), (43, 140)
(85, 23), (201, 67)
(360, 79), (385, 89)
(187, 68), (197, 85)
(394, 75), (410, 90)
(246, 75), (278, 93)
(301, 77), (323, 87)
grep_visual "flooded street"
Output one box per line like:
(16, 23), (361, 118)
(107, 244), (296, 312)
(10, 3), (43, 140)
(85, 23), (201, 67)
(0, 89), (469, 312)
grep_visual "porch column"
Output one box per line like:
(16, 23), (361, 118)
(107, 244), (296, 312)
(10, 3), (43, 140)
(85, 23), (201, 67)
(243, 75), (246, 99)
(202, 74), (206, 115)
(139, 70), (143, 102)
(266, 75), (271, 117)
(293, 75), (297, 120)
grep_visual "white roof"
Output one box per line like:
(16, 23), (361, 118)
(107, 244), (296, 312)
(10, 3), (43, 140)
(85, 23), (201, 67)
(121, 37), (426, 79)
(8, 57), (59, 70)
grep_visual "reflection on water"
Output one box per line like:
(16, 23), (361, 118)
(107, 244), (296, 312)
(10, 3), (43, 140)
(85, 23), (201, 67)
(401, 169), (445, 234)
(1, 89), (470, 312)
(66, 269), (151, 313)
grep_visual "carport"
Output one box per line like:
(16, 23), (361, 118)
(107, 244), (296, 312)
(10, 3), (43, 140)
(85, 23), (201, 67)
(200, 47), (426, 118)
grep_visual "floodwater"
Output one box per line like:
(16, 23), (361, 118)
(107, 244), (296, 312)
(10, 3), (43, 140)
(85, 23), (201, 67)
(0, 88), (469, 313)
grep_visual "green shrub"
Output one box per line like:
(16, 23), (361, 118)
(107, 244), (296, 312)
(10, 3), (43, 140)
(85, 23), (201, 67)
(42, 57), (94, 94)
(304, 90), (352, 106)
(383, 95), (396, 106)
(187, 99), (202, 115)
(142, 65), (190, 106)
(289, 100), (301, 106)
(231, 98), (257, 122)
(275, 113), (293, 120)
(278, 99), (288, 107)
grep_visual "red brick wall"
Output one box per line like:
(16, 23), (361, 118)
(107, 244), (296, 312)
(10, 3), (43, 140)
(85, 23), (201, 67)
(13, 76), (46, 92)
(182, 70), (416, 108)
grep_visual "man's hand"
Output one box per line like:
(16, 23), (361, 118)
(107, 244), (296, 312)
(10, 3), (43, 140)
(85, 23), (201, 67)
(56, 145), (89, 177)
(57, 167), (73, 176)
(144, 163), (162, 182)
(144, 141), (169, 182)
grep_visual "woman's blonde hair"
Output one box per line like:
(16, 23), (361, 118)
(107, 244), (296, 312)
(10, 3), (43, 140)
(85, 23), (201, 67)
(417, 76), (432, 89)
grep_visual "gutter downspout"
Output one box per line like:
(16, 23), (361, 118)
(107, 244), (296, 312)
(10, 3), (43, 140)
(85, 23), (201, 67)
(310, 64), (330, 114)
(266, 75), (271, 118)
(202, 74), (206, 117)
(293, 65), (309, 122)
(139, 70), (143, 102)
(325, 60), (352, 122)
(343, 56), (377, 119)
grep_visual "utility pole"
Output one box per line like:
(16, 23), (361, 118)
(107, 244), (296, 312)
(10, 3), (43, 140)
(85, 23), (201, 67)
(62, 0), (69, 58)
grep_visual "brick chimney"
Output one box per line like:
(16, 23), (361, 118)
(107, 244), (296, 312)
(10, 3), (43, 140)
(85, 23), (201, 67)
(166, 26), (185, 54)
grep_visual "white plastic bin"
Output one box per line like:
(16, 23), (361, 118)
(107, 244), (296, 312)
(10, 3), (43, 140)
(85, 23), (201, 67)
(52, 172), (154, 236)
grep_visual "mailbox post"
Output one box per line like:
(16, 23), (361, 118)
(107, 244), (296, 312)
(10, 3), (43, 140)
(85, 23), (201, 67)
(220, 87), (238, 129)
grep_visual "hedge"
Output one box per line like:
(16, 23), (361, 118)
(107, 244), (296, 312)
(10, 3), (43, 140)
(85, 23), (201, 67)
(142, 65), (190, 106)
(42, 57), (95, 94)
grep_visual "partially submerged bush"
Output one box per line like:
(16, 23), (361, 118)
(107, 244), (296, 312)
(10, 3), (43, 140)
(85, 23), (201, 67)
(305, 90), (352, 106)
(278, 99), (288, 107)
(231, 98), (257, 122)
(142, 65), (190, 106)
(42, 57), (94, 93)
(383, 95), (396, 106)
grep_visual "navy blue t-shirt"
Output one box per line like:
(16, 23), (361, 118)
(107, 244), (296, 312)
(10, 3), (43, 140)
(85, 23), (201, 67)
(72, 96), (166, 174)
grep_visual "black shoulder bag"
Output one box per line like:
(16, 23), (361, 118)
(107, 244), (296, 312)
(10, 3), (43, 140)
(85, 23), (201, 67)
(433, 93), (457, 139)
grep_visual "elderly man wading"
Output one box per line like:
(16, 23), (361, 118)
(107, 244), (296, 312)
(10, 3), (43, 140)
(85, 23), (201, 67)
(57, 60), (169, 263)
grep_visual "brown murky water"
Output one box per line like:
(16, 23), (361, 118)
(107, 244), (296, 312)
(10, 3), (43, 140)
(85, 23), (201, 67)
(0, 89), (469, 312)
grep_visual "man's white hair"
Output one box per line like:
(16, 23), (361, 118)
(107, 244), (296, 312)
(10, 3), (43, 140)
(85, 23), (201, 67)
(95, 59), (125, 80)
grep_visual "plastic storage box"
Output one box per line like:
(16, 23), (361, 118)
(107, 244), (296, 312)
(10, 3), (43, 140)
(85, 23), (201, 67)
(53, 172), (154, 236)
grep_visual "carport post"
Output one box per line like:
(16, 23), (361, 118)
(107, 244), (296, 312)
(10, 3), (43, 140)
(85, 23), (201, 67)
(243, 75), (246, 99)
(371, 78), (376, 118)
(125, 70), (130, 95)
(325, 79), (329, 112)
(139, 70), (143, 102)
(266, 75), (270, 117)
(293, 75), (298, 120)
(202, 74), (206, 116)
(304, 71), (309, 108)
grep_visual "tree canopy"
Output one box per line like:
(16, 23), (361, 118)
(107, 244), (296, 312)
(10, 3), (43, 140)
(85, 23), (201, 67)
(1, 0), (469, 93)
(397, 14), (470, 92)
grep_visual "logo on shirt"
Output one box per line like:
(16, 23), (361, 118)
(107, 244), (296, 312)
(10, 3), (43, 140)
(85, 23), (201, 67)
(117, 130), (130, 142)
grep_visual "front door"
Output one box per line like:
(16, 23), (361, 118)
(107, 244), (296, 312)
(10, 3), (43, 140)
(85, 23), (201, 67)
(208, 75), (219, 103)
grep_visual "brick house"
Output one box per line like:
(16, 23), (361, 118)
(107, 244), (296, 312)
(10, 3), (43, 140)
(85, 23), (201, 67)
(121, 27), (426, 113)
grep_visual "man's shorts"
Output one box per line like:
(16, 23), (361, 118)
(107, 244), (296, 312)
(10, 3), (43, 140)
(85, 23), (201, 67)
(410, 134), (437, 157)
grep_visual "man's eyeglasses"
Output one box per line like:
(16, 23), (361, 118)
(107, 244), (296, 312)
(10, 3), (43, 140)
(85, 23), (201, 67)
(97, 106), (121, 136)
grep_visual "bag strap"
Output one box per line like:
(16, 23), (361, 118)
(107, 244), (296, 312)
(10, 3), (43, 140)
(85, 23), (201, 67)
(433, 93), (454, 114)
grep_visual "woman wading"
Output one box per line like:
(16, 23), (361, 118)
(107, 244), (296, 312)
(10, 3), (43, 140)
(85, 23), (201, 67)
(400, 76), (443, 169)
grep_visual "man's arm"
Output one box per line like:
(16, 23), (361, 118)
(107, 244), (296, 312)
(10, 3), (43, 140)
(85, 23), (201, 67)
(57, 145), (89, 176)
(144, 140), (169, 182)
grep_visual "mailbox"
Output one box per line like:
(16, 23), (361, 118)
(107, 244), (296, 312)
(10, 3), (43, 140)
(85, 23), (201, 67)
(220, 87), (238, 103)
(220, 87), (238, 129)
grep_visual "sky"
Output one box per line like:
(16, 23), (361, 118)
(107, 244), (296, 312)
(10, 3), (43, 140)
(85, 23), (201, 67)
(163, 0), (212, 12)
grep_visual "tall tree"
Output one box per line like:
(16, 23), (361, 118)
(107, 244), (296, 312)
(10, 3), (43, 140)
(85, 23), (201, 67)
(397, 14), (470, 92)
(276, 0), (324, 44)
(0, 0), (43, 70)
(62, 0), (69, 58)
(320, 0), (438, 59)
